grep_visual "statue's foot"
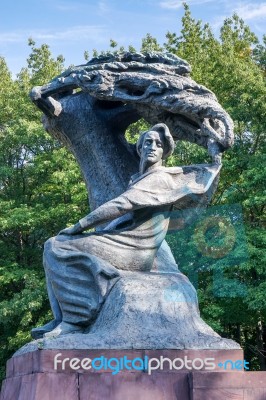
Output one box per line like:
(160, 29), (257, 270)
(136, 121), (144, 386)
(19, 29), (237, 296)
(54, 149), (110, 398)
(44, 322), (85, 338)
(31, 319), (61, 339)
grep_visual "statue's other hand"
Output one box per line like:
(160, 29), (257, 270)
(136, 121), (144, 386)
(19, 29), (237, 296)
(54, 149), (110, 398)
(58, 227), (75, 235)
(58, 223), (82, 236)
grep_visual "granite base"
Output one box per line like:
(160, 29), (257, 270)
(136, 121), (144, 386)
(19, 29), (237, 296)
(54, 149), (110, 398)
(1, 349), (266, 400)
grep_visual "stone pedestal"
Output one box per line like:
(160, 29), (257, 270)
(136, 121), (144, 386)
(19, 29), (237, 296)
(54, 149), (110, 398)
(1, 349), (266, 400)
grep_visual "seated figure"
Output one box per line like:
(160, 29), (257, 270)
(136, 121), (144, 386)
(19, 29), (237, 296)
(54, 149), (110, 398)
(31, 123), (220, 339)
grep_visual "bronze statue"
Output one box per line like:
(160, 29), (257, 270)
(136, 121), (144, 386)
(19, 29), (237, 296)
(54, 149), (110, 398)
(32, 123), (220, 339)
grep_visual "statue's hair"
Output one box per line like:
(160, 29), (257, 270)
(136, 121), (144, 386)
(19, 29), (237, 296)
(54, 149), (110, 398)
(136, 123), (175, 159)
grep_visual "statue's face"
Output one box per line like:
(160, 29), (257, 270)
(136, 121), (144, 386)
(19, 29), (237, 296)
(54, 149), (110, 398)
(141, 130), (164, 164)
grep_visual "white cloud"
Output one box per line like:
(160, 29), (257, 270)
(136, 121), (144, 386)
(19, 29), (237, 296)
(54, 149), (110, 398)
(209, 1), (266, 35)
(159, 0), (182, 9)
(98, 0), (109, 14)
(53, 0), (85, 12)
(234, 2), (266, 21)
(0, 26), (108, 45)
(253, 22), (266, 34)
(35, 26), (107, 42)
(159, 0), (216, 9)
(55, 4), (77, 11)
(0, 32), (25, 43)
(159, 0), (266, 20)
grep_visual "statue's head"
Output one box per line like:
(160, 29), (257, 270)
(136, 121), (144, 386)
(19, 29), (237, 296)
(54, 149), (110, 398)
(136, 123), (175, 165)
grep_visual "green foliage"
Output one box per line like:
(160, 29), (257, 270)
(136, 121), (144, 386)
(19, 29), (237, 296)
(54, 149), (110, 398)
(125, 119), (150, 144)
(141, 33), (163, 52)
(0, 42), (87, 381)
(110, 39), (118, 48)
(84, 50), (90, 61)
(26, 39), (65, 86)
(253, 35), (266, 72)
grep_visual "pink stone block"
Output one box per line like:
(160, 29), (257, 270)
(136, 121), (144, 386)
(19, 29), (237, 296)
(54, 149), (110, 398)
(79, 371), (189, 400)
(191, 388), (244, 400)
(191, 371), (266, 388)
(1, 350), (266, 400)
(190, 371), (266, 400)
(1, 373), (78, 400)
(244, 389), (266, 400)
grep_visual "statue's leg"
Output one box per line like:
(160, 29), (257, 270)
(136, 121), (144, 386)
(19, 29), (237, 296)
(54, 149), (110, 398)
(45, 267), (62, 322)
(31, 251), (63, 339)
(39, 235), (119, 337)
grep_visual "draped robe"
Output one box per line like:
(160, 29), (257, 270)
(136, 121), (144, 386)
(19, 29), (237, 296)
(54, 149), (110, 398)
(44, 163), (221, 326)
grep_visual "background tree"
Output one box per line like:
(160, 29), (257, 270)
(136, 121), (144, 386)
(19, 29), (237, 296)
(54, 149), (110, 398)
(0, 42), (87, 380)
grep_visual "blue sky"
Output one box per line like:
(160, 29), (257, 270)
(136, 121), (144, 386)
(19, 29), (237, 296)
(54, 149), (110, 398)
(0, 0), (265, 76)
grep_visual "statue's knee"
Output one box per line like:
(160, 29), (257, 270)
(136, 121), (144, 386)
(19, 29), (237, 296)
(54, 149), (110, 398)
(44, 237), (55, 252)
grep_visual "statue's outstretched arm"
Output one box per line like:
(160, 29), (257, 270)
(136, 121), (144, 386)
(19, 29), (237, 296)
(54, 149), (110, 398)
(59, 194), (135, 235)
